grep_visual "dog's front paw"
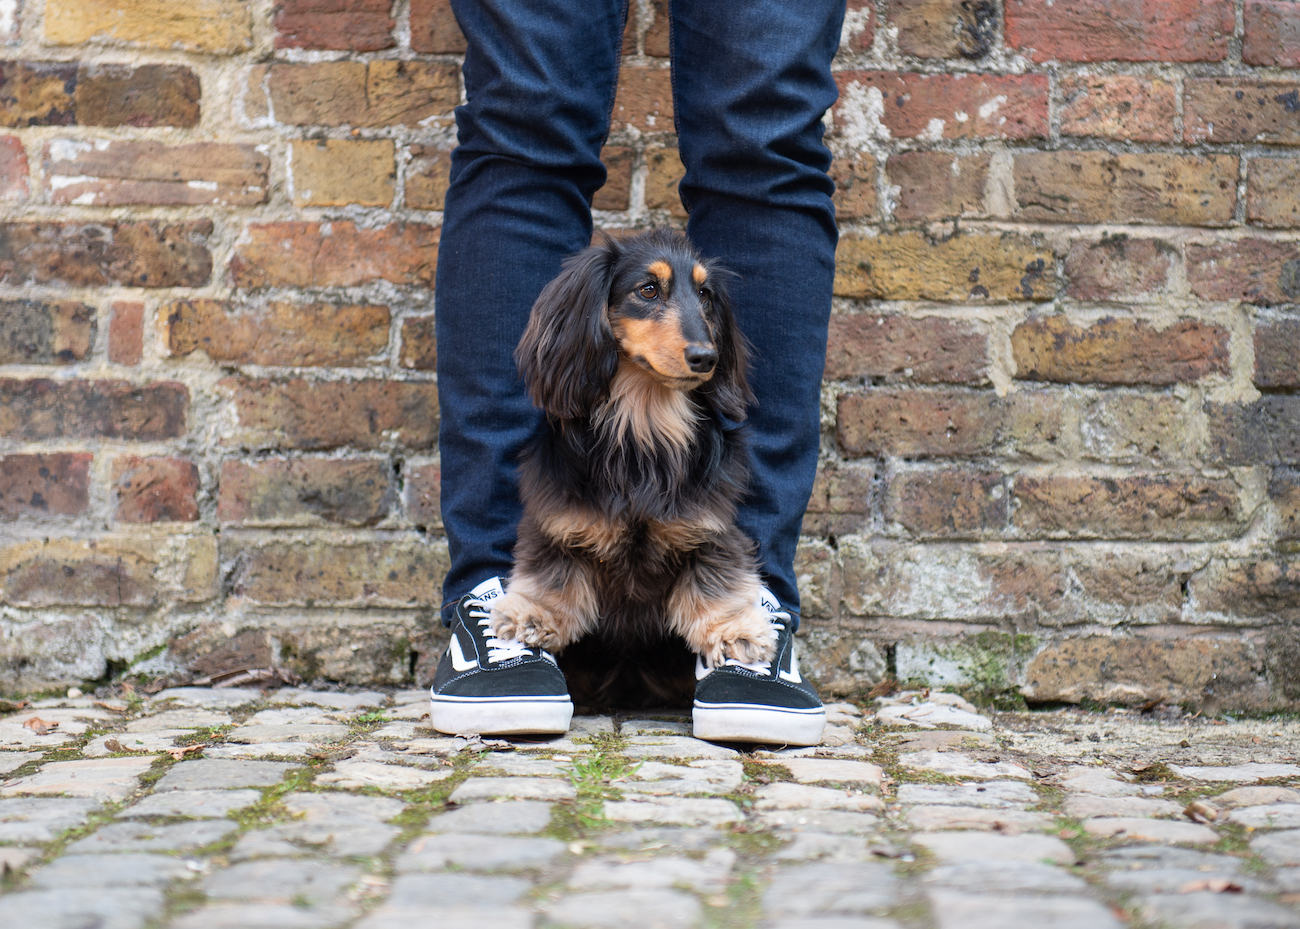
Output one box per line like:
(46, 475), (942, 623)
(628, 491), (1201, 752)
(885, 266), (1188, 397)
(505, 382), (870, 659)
(489, 592), (564, 651)
(719, 607), (778, 665)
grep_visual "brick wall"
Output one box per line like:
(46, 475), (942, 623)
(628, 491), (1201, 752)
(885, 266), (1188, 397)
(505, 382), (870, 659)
(0, 0), (1297, 711)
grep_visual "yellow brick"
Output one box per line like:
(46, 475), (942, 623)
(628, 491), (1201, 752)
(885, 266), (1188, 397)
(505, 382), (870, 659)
(44, 0), (253, 54)
(645, 145), (686, 217)
(290, 139), (395, 208)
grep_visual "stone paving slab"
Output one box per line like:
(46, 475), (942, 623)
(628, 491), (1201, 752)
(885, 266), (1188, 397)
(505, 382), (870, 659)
(899, 751), (1033, 780)
(569, 847), (735, 892)
(1252, 830), (1300, 866)
(1171, 762), (1300, 782)
(83, 731), (191, 757)
(228, 724), (352, 744)
(627, 759), (744, 795)
(1063, 794), (1183, 818)
(1137, 892), (1300, 929)
(0, 751), (40, 774)
(1218, 786), (1300, 807)
(168, 903), (356, 929)
(1082, 817), (1220, 845)
(755, 783), (883, 811)
(284, 792), (408, 822)
(151, 758), (297, 791)
(927, 891), (1124, 929)
(1229, 804), (1300, 828)
(425, 800), (554, 834)
(231, 821), (401, 860)
(757, 810), (880, 834)
(204, 859), (363, 904)
(0, 796), (101, 842)
(622, 735), (740, 760)
(0, 887), (166, 929)
(126, 709), (233, 731)
(450, 776), (576, 802)
(912, 832), (1077, 864)
(152, 688), (264, 708)
(546, 889), (703, 929)
(604, 795), (742, 825)
(1, 756), (155, 800)
(316, 761), (454, 790)
(203, 742), (317, 759)
(355, 906), (535, 929)
(895, 781), (1037, 808)
(64, 819), (238, 854)
(762, 862), (899, 917)
(398, 834), (567, 872)
(29, 852), (197, 888)
(267, 690), (386, 710)
(122, 788), (262, 818)
(920, 861), (1089, 893)
(779, 758), (885, 787)
(385, 872), (532, 906)
(904, 806), (1054, 833)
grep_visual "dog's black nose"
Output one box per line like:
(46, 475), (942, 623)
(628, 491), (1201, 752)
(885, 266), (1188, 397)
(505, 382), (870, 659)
(685, 344), (718, 374)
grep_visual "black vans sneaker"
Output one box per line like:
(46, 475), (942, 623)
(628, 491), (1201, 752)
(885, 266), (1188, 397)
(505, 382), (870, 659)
(429, 577), (574, 735)
(692, 588), (826, 745)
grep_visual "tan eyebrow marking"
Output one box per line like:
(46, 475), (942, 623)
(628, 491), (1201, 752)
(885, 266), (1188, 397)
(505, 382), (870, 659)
(648, 260), (673, 282)
(692, 264), (707, 285)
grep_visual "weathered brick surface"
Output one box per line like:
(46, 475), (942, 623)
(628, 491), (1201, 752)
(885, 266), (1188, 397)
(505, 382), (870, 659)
(888, 151), (988, 221)
(593, 146), (633, 212)
(1192, 557), (1300, 621)
(410, 0), (466, 53)
(1244, 0), (1300, 67)
(403, 462), (441, 528)
(289, 139), (394, 207)
(405, 144), (452, 211)
(0, 536), (216, 607)
(1013, 152), (1237, 225)
(837, 389), (1065, 459)
(0, 379), (187, 441)
(889, 0), (996, 59)
(1187, 239), (1300, 305)
(1271, 469), (1300, 541)
(16, 63), (201, 128)
(226, 540), (448, 607)
(44, 140), (268, 206)
(1065, 235), (1176, 301)
(1247, 158), (1300, 228)
(1185, 80), (1300, 145)
(275, 0), (395, 51)
(218, 458), (393, 527)
(0, 454), (91, 520)
(107, 301), (143, 366)
(220, 377), (439, 450)
(803, 464), (874, 537)
(842, 0), (876, 53)
(165, 299), (390, 367)
(231, 222), (438, 288)
(824, 314), (987, 384)
(644, 146), (686, 217)
(1012, 474), (1242, 540)
(612, 67), (672, 132)
(44, 0), (252, 53)
(1012, 315), (1230, 385)
(0, 221), (212, 287)
(1005, 0), (1233, 62)
(1207, 398), (1300, 464)
(1081, 394), (1195, 463)
(1059, 75), (1177, 142)
(112, 456), (199, 523)
(828, 151), (877, 220)
(835, 232), (1056, 301)
(0, 300), (95, 364)
(835, 71), (1048, 140)
(1256, 316), (1300, 388)
(257, 62), (458, 127)
(884, 468), (1007, 537)
(399, 315), (437, 370)
(0, 135), (28, 201)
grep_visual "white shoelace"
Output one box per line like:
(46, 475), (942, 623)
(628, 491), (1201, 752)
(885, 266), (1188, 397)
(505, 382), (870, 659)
(466, 598), (532, 664)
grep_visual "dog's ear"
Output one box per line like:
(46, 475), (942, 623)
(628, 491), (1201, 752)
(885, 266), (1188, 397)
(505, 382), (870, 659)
(700, 269), (754, 422)
(516, 239), (621, 420)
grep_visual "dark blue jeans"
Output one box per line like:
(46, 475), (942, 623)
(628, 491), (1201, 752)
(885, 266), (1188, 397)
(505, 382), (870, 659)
(436, 0), (844, 629)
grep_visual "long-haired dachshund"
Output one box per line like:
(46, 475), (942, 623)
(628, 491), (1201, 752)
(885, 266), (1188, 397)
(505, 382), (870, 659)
(489, 228), (776, 708)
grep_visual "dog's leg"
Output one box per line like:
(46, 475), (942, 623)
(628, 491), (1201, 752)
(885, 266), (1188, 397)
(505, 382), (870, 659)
(666, 530), (776, 665)
(491, 549), (599, 653)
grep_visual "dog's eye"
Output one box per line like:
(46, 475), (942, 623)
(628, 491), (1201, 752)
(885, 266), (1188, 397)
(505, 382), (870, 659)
(639, 284), (658, 299)
(698, 289), (708, 300)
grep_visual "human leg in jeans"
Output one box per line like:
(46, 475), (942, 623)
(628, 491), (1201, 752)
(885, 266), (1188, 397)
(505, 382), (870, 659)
(429, 0), (843, 742)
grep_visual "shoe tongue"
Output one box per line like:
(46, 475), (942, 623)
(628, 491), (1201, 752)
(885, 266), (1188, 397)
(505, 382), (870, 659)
(470, 576), (505, 601)
(758, 586), (782, 615)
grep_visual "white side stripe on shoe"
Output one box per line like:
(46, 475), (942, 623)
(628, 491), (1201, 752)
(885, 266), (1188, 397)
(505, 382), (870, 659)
(448, 635), (478, 672)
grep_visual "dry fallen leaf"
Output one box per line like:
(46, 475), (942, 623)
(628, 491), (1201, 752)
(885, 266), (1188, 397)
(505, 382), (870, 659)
(0, 699), (30, 713)
(1185, 799), (1221, 824)
(93, 701), (128, 714)
(103, 739), (146, 754)
(165, 744), (205, 760)
(1178, 878), (1242, 894)
(22, 717), (59, 735)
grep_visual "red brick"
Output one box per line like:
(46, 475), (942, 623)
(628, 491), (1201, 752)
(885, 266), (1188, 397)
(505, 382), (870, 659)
(644, 0), (671, 56)
(884, 468), (1007, 537)
(220, 377), (439, 450)
(1012, 314), (1230, 386)
(0, 454), (91, 519)
(405, 144), (452, 211)
(829, 152), (877, 220)
(1185, 80), (1300, 145)
(72, 63), (201, 128)
(1206, 398), (1300, 465)
(1247, 158), (1300, 228)
(1005, 0), (1232, 62)
(824, 314), (987, 384)
(1255, 316), (1300, 388)
(1013, 152), (1236, 225)
(410, 0), (466, 53)
(1272, 468), (1300, 541)
(218, 458), (393, 527)
(0, 135), (27, 201)
(612, 67), (673, 131)
(842, 0), (877, 53)
(0, 379), (187, 441)
(1244, 1), (1300, 66)
(1187, 239), (1300, 305)
(889, 0), (995, 59)
(225, 540), (447, 607)
(275, 0), (395, 51)
(1013, 474), (1241, 540)
(262, 61), (458, 127)
(1065, 235), (1176, 301)
(835, 232), (1057, 302)
(0, 300), (95, 364)
(889, 151), (988, 221)
(836, 389), (1065, 459)
(108, 301), (143, 366)
(112, 456), (199, 523)
(1059, 75), (1176, 142)
(593, 146), (633, 212)
(803, 464), (874, 536)
(399, 315), (436, 370)
(0, 536), (216, 607)
(834, 71), (1048, 140)
(44, 139), (267, 207)
(230, 222), (438, 289)
(0, 221), (212, 288)
(165, 299), (390, 367)
(403, 461), (442, 527)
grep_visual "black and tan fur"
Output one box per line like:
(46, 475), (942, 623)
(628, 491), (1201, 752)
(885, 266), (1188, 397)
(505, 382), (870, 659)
(489, 229), (774, 708)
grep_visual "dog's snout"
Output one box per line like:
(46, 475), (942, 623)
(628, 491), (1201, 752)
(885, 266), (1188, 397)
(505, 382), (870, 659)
(685, 344), (718, 374)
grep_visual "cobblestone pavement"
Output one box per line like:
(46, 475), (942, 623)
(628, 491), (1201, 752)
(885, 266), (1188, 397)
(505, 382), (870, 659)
(2, 687), (1300, 928)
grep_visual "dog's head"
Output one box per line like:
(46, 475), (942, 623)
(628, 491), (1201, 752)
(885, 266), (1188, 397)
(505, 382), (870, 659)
(516, 229), (752, 422)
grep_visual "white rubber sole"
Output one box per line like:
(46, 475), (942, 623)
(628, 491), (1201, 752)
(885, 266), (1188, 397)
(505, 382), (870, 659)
(693, 701), (827, 746)
(429, 694), (574, 736)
